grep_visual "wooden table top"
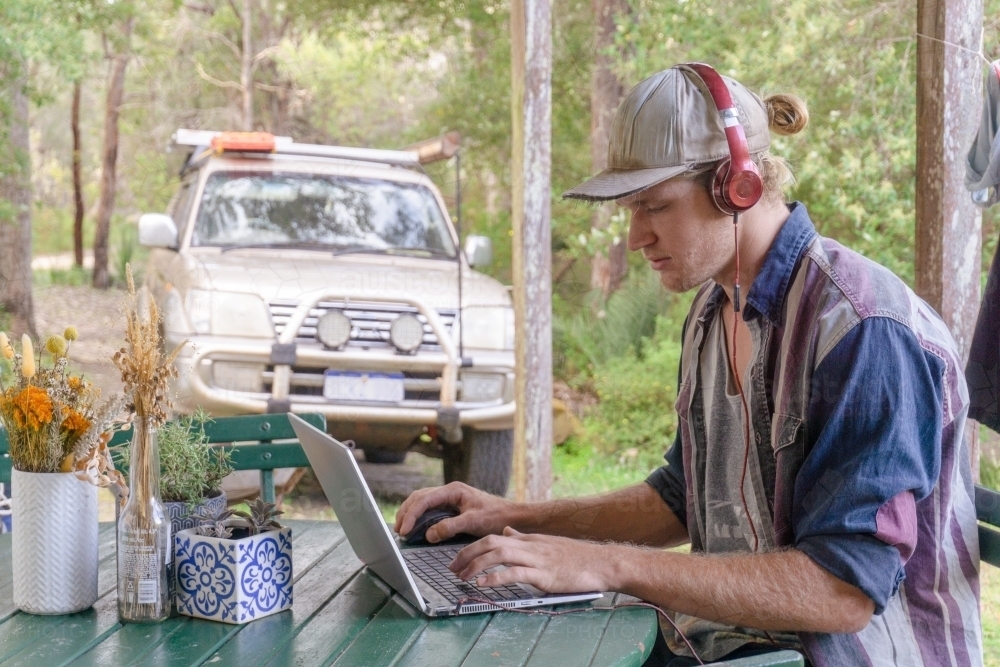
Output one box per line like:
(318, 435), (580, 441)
(0, 520), (658, 667)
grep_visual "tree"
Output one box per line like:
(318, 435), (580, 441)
(93, 15), (135, 289)
(0, 72), (38, 338)
(72, 78), (85, 268)
(588, 0), (629, 298)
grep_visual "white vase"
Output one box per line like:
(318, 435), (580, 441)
(12, 469), (99, 614)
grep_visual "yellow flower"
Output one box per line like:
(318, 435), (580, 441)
(10, 386), (53, 430)
(68, 376), (83, 392)
(21, 335), (34, 379)
(60, 453), (76, 473)
(0, 332), (12, 360)
(45, 335), (67, 358)
(64, 327), (78, 342)
(61, 408), (90, 436)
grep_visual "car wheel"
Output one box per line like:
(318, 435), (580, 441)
(362, 449), (408, 464)
(442, 428), (514, 497)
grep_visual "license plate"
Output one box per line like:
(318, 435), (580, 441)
(323, 371), (405, 402)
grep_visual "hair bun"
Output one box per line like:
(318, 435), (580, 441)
(764, 93), (809, 136)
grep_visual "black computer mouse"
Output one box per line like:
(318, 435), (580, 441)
(402, 507), (460, 546)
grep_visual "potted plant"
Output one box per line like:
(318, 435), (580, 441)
(0, 329), (127, 615)
(117, 409), (232, 532)
(174, 498), (293, 623)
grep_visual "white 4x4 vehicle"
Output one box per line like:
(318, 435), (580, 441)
(139, 130), (515, 495)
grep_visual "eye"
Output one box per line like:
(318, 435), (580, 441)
(646, 203), (669, 214)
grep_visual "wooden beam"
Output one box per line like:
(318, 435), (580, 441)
(510, 0), (553, 502)
(915, 0), (983, 474)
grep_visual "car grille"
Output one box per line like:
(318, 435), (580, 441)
(269, 299), (457, 351)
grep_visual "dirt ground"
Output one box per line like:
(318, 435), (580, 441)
(33, 283), (442, 521)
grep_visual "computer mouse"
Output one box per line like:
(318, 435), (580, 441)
(402, 507), (460, 546)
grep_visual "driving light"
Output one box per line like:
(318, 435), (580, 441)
(460, 372), (504, 402)
(389, 314), (424, 353)
(213, 361), (264, 393)
(316, 310), (352, 349)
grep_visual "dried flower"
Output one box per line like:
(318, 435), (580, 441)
(64, 327), (78, 342)
(8, 386), (54, 430)
(0, 333), (12, 360)
(113, 264), (185, 426)
(21, 335), (34, 379)
(45, 335), (67, 358)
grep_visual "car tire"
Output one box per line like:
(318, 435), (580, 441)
(442, 428), (514, 497)
(362, 449), (408, 464)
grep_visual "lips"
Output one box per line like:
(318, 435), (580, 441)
(648, 256), (671, 270)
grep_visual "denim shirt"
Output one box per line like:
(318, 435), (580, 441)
(646, 203), (982, 666)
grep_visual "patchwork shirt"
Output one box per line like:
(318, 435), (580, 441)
(646, 203), (982, 666)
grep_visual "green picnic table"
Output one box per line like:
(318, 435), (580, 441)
(0, 520), (660, 667)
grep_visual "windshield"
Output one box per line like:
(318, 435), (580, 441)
(191, 171), (457, 257)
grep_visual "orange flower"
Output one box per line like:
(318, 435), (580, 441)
(61, 408), (91, 436)
(68, 377), (83, 392)
(9, 386), (54, 431)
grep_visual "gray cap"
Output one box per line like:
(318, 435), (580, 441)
(563, 65), (771, 202)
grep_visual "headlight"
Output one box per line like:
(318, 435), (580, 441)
(389, 314), (424, 353)
(212, 361), (264, 393)
(185, 289), (274, 338)
(316, 310), (351, 349)
(460, 306), (515, 351)
(460, 372), (505, 402)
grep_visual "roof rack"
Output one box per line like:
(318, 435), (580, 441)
(170, 129), (421, 168)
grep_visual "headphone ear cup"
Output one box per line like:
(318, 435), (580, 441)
(711, 159), (736, 216)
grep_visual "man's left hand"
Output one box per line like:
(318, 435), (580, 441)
(448, 527), (617, 593)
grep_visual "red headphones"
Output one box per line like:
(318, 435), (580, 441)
(682, 63), (763, 216)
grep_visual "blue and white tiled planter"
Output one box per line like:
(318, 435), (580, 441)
(174, 526), (292, 624)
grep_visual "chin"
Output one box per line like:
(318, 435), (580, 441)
(657, 270), (703, 294)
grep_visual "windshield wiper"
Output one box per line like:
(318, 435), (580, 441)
(219, 242), (329, 253)
(330, 245), (455, 259)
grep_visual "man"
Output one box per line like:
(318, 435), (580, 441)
(395, 64), (982, 666)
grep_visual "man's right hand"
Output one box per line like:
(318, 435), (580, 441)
(394, 482), (517, 544)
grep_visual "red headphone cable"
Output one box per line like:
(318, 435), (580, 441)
(730, 211), (760, 553)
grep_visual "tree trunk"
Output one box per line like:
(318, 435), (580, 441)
(0, 74), (38, 337)
(588, 0), (629, 298)
(72, 79), (85, 269)
(241, 0), (253, 131)
(92, 20), (132, 290)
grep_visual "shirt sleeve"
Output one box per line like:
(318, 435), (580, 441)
(646, 431), (687, 527)
(794, 316), (944, 615)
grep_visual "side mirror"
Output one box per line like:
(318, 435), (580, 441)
(464, 235), (493, 268)
(138, 213), (178, 249)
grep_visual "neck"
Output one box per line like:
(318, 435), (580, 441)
(715, 199), (790, 308)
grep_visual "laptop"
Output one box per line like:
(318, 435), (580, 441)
(289, 414), (604, 617)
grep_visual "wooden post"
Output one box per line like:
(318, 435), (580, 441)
(915, 0), (983, 476)
(510, 0), (553, 502)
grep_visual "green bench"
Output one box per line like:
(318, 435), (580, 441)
(0, 412), (326, 504)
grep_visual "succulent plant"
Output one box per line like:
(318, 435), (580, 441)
(193, 497), (283, 539)
(231, 497), (284, 536)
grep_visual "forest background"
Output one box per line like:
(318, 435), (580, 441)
(3, 0), (1000, 655)
(4, 0), (999, 480)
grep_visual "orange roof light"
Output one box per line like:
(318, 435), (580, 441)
(211, 131), (276, 153)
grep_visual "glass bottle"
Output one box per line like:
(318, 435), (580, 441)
(117, 417), (170, 622)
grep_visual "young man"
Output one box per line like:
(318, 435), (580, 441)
(395, 65), (982, 666)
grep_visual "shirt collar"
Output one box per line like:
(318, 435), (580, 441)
(743, 202), (817, 325)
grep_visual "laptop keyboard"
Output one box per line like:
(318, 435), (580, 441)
(403, 547), (534, 603)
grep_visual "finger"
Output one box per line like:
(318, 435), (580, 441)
(448, 535), (508, 572)
(396, 484), (465, 536)
(458, 545), (536, 582)
(476, 566), (544, 590)
(427, 510), (494, 543)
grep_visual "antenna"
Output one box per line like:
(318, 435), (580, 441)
(456, 150), (465, 362)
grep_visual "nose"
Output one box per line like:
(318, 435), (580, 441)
(627, 210), (654, 252)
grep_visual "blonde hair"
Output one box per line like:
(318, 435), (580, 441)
(687, 92), (809, 203)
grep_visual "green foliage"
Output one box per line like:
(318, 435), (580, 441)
(556, 270), (675, 376)
(32, 266), (92, 289)
(121, 409), (233, 505)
